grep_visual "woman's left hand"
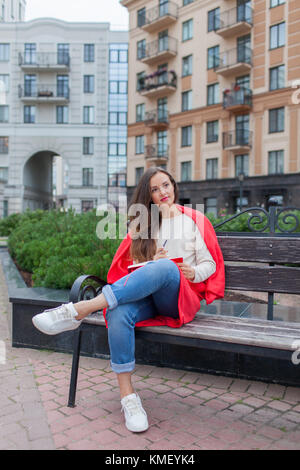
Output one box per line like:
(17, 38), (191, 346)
(177, 263), (195, 281)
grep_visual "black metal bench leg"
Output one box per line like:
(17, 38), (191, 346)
(68, 328), (82, 408)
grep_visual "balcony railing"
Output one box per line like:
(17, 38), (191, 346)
(139, 37), (177, 65)
(19, 84), (70, 101)
(140, 1), (178, 32)
(215, 5), (253, 37)
(138, 70), (177, 97)
(144, 109), (169, 127)
(144, 109), (169, 125)
(19, 52), (70, 70)
(145, 144), (169, 161)
(223, 130), (253, 149)
(215, 46), (252, 76)
(223, 86), (252, 110)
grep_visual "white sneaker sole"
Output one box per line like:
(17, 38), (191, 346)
(125, 420), (149, 433)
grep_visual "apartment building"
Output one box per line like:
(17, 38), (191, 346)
(122, 0), (300, 215)
(0, 5), (128, 215)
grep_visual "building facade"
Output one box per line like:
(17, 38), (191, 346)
(121, 0), (300, 215)
(0, 13), (128, 215)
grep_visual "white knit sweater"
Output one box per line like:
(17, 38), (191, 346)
(156, 213), (216, 283)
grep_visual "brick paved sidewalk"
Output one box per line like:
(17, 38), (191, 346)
(0, 264), (299, 450)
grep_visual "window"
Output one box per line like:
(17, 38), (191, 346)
(136, 103), (145, 122)
(57, 44), (69, 65)
(270, 0), (285, 7)
(269, 65), (285, 90)
(181, 161), (192, 181)
(24, 75), (36, 97)
(0, 74), (9, 92)
(135, 167), (144, 185)
(207, 45), (219, 69)
(24, 105), (36, 123)
(109, 81), (128, 94)
(205, 197), (217, 216)
(83, 137), (94, 155)
(269, 107), (284, 133)
(56, 106), (68, 124)
(24, 43), (36, 64)
(0, 44), (10, 61)
(137, 7), (146, 27)
(183, 0), (194, 5)
(57, 75), (69, 98)
(182, 55), (192, 77)
(206, 120), (219, 143)
(207, 83), (219, 105)
(108, 143), (127, 156)
(137, 72), (145, 91)
(109, 49), (128, 63)
(83, 106), (95, 124)
(235, 154), (249, 177)
(0, 137), (8, 153)
(206, 158), (218, 179)
(108, 112), (127, 125)
(270, 22), (285, 49)
(82, 168), (94, 186)
(84, 75), (94, 93)
(181, 126), (192, 147)
(135, 135), (144, 154)
(81, 200), (94, 212)
(0, 105), (8, 123)
(84, 44), (95, 62)
(0, 167), (8, 182)
(137, 39), (146, 59)
(182, 19), (193, 41)
(268, 150), (284, 174)
(208, 7), (220, 32)
(182, 90), (192, 112)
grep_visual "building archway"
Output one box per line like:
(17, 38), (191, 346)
(23, 150), (68, 211)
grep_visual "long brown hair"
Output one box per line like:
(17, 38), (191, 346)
(128, 167), (179, 263)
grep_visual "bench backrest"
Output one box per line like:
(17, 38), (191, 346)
(217, 235), (300, 296)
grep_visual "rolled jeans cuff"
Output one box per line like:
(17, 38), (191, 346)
(102, 284), (118, 310)
(111, 360), (135, 374)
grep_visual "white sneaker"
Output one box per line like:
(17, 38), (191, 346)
(121, 393), (149, 433)
(32, 302), (82, 335)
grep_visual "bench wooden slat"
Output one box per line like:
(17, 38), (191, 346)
(225, 265), (300, 294)
(82, 312), (300, 352)
(217, 236), (300, 264)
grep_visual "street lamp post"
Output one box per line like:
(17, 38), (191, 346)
(238, 172), (245, 212)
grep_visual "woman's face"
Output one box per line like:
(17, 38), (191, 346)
(149, 172), (175, 208)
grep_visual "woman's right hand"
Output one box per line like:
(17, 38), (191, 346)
(153, 247), (168, 261)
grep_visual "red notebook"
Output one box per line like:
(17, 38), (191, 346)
(128, 257), (183, 273)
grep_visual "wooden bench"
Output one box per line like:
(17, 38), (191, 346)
(67, 232), (300, 407)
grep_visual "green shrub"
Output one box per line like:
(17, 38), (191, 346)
(8, 209), (123, 289)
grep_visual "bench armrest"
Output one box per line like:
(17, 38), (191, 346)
(69, 274), (107, 303)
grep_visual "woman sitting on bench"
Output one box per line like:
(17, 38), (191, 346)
(32, 167), (225, 433)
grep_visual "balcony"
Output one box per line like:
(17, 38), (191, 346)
(19, 52), (70, 72)
(215, 46), (252, 77)
(223, 130), (252, 152)
(19, 84), (70, 104)
(145, 144), (169, 163)
(144, 109), (169, 130)
(215, 6), (253, 38)
(139, 37), (177, 66)
(138, 70), (177, 99)
(140, 2), (178, 33)
(223, 86), (252, 113)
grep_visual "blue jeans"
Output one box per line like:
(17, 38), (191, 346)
(102, 258), (180, 374)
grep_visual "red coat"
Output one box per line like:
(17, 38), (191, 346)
(103, 204), (225, 328)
